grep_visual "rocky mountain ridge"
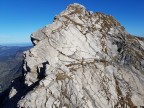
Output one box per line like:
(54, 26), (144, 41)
(4, 3), (144, 108)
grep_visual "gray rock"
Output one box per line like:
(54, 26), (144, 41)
(6, 3), (144, 108)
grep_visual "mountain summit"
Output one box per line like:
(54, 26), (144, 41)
(5, 3), (144, 108)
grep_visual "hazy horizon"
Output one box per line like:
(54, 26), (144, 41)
(0, 42), (32, 46)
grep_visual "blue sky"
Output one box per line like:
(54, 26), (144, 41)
(0, 0), (144, 44)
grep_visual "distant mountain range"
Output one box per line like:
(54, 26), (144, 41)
(0, 42), (32, 47)
(0, 45), (31, 93)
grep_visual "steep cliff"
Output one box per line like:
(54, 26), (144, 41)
(5, 3), (144, 108)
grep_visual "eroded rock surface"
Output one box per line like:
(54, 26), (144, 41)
(5, 3), (144, 108)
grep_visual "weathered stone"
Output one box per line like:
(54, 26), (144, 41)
(5, 3), (144, 108)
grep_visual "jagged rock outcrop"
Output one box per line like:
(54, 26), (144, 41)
(6, 3), (144, 108)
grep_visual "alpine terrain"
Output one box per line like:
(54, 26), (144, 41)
(4, 3), (144, 108)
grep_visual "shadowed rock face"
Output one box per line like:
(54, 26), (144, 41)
(4, 3), (144, 108)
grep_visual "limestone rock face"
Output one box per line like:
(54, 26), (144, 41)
(8, 3), (144, 108)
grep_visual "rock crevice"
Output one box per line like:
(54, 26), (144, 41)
(4, 3), (144, 108)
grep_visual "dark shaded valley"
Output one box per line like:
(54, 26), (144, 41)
(0, 45), (31, 105)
